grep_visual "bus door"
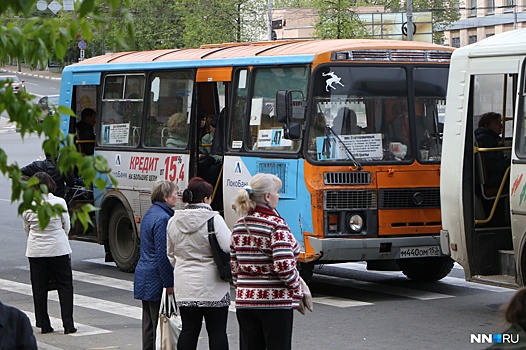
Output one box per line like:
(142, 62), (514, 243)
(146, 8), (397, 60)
(223, 65), (312, 249)
(463, 66), (517, 284)
(60, 71), (101, 241)
(194, 67), (231, 212)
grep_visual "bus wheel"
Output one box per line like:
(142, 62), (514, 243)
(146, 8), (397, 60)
(397, 256), (454, 282)
(108, 206), (139, 272)
(299, 262), (315, 283)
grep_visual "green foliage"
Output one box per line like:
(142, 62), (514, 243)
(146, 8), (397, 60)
(173, 0), (267, 47)
(128, 0), (184, 50)
(274, 0), (314, 7)
(313, 0), (368, 39)
(0, 0), (123, 230)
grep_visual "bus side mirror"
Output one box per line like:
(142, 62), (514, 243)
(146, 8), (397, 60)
(276, 90), (289, 123)
(283, 122), (301, 140)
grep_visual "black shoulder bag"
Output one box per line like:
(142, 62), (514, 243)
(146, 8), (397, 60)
(207, 217), (233, 283)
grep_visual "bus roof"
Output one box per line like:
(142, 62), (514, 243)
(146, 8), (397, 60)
(451, 29), (526, 59)
(73, 39), (453, 66)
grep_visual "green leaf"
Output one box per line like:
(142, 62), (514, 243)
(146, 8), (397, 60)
(79, 0), (95, 18)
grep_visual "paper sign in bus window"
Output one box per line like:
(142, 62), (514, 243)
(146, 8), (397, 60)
(257, 129), (272, 148)
(316, 133), (383, 161)
(250, 98), (263, 126)
(102, 123), (131, 144)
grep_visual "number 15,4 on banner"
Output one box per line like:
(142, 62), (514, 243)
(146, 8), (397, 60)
(163, 156), (185, 183)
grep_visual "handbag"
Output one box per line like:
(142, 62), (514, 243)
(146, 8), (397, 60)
(155, 288), (182, 350)
(243, 218), (313, 314)
(207, 217), (233, 283)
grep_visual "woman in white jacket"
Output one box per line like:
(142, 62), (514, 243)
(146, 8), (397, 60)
(22, 172), (76, 335)
(167, 177), (231, 350)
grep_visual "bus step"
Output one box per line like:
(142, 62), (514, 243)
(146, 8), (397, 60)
(498, 250), (516, 276)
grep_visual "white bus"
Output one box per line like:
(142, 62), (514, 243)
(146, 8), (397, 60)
(440, 29), (526, 288)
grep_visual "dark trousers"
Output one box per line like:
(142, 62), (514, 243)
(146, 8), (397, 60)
(236, 308), (293, 350)
(177, 306), (229, 350)
(142, 300), (161, 350)
(28, 255), (74, 329)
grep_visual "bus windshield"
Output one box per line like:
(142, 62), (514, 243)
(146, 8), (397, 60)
(307, 66), (448, 163)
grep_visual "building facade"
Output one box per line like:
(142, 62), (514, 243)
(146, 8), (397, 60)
(442, 0), (526, 47)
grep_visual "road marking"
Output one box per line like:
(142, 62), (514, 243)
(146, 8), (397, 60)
(314, 273), (453, 300)
(36, 341), (64, 350)
(24, 310), (111, 337)
(0, 278), (142, 320)
(327, 262), (512, 293)
(313, 296), (372, 308)
(83, 258), (118, 267)
(18, 265), (133, 291)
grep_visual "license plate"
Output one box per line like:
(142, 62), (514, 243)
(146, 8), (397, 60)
(399, 246), (440, 258)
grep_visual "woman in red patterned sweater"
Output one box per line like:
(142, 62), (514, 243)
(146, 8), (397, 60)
(230, 173), (303, 350)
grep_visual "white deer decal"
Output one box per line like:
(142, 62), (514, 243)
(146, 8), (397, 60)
(322, 71), (345, 92)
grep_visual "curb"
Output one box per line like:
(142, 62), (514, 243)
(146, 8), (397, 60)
(0, 69), (61, 81)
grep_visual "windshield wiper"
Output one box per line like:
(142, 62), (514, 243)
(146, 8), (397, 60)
(323, 125), (363, 170)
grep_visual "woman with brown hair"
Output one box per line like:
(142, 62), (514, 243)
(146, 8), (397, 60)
(166, 177), (231, 350)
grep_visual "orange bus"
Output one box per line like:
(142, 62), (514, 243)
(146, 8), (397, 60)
(59, 39), (454, 281)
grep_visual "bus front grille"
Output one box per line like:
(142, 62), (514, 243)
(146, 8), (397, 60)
(324, 190), (377, 210)
(324, 172), (371, 185)
(379, 188), (440, 209)
(333, 50), (452, 62)
(428, 51), (453, 61)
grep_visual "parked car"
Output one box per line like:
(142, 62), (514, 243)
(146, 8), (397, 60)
(0, 75), (26, 93)
(35, 94), (59, 121)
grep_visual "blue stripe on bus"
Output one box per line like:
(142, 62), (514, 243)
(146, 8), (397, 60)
(239, 156), (313, 246)
(62, 55), (315, 74)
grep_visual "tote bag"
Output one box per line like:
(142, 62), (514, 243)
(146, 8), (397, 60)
(155, 288), (182, 350)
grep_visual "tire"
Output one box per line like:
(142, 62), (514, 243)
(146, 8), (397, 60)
(299, 262), (315, 283)
(108, 206), (139, 272)
(397, 256), (454, 282)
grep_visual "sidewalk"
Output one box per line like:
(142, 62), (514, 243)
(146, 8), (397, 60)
(0, 64), (61, 81)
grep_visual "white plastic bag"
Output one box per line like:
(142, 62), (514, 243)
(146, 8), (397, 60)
(155, 288), (182, 350)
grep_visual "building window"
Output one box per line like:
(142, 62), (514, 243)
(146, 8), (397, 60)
(452, 37), (460, 48)
(469, 35), (477, 44)
(470, 0), (477, 15)
(486, 33), (495, 38)
(487, 0), (495, 13)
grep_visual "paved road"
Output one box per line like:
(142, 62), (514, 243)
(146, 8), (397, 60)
(0, 67), (62, 133)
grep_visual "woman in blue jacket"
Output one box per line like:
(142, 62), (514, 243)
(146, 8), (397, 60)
(134, 180), (178, 350)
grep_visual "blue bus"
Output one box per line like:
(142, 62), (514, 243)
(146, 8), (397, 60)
(60, 39), (454, 281)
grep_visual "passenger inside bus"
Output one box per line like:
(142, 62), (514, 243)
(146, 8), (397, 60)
(384, 101), (410, 145)
(77, 108), (96, 156)
(144, 115), (163, 147)
(332, 107), (362, 135)
(198, 109), (225, 211)
(165, 112), (188, 149)
(475, 112), (510, 192)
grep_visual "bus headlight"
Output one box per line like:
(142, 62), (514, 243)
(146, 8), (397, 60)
(348, 214), (364, 232)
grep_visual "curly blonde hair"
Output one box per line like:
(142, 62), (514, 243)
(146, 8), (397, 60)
(167, 112), (188, 136)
